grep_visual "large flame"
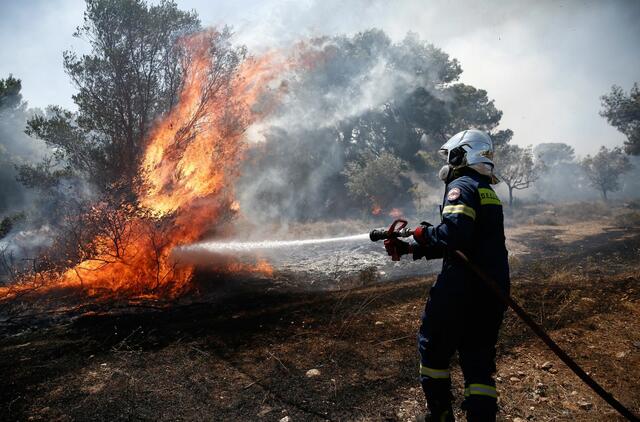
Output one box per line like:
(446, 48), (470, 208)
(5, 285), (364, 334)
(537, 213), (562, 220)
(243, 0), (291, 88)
(2, 30), (283, 299)
(140, 34), (279, 216)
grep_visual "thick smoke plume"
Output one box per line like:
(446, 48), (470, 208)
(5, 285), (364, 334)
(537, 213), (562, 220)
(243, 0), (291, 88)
(237, 31), (460, 226)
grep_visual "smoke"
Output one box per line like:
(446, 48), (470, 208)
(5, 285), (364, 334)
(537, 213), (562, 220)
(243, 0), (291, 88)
(0, 98), (49, 273)
(520, 142), (640, 203)
(0, 103), (44, 217)
(185, 0), (640, 156)
(236, 31), (452, 226)
(0, 98), (95, 272)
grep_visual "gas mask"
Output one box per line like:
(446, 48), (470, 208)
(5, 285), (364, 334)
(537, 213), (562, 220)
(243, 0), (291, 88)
(438, 145), (465, 183)
(438, 164), (453, 183)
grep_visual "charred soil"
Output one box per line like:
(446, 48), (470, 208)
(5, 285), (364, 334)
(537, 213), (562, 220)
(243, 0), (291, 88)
(1, 214), (639, 421)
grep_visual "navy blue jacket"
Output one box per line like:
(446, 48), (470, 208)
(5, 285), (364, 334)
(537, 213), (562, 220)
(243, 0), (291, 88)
(414, 168), (510, 295)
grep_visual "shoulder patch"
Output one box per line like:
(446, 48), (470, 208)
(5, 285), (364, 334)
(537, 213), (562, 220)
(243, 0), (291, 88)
(447, 187), (461, 201)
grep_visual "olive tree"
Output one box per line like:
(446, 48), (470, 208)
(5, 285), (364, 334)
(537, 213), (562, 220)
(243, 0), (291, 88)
(495, 144), (541, 206)
(580, 146), (632, 200)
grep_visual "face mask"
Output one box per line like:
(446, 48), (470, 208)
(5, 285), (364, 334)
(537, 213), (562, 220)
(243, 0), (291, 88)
(438, 165), (452, 183)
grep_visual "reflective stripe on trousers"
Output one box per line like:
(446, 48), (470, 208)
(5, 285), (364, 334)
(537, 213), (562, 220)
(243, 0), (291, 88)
(464, 383), (497, 399)
(420, 363), (451, 379)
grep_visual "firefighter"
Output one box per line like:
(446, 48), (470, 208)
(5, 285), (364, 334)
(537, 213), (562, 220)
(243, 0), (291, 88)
(384, 129), (510, 422)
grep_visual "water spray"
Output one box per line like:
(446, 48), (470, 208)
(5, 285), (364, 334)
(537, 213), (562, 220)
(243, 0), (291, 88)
(177, 233), (370, 254)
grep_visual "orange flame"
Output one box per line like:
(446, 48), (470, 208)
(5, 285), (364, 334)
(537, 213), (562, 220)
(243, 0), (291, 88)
(2, 30), (286, 300)
(140, 33), (280, 216)
(224, 259), (274, 277)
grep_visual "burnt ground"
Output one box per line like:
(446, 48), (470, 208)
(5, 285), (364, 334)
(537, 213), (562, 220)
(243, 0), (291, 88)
(0, 214), (639, 421)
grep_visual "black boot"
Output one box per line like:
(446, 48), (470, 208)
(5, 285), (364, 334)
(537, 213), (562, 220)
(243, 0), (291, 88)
(420, 377), (455, 422)
(462, 396), (497, 422)
(414, 406), (455, 422)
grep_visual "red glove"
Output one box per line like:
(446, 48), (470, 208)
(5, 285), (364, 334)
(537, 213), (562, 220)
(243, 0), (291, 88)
(384, 238), (413, 261)
(412, 222), (433, 245)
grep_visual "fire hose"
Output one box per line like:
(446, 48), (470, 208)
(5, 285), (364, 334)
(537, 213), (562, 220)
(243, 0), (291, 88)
(370, 218), (639, 421)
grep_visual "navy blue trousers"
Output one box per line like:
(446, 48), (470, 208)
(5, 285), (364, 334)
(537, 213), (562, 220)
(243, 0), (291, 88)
(418, 276), (505, 420)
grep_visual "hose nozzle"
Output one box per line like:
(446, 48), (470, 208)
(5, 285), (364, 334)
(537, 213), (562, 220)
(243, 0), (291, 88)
(369, 219), (413, 242)
(369, 229), (389, 242)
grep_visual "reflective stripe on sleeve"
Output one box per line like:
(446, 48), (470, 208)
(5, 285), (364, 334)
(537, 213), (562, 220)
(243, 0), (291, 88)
(464, 383), (498, 398)
(442, 204), (476, 220)
(419, 363), (450, 379)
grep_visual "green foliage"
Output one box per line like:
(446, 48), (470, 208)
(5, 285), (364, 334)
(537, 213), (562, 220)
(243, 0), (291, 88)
(490, 129), (514, 150)
(0, 213), (26, 240)
(343, 152), (410, 212)
(442, 83), (502, 135)
(0, 75), (37, 216)
(580, 146), (632, 199)
(291, 29), (502, 166)
(24, 0), (202, 192)
(23, 106), (102, 188)
(17, 156), (73, 191)
(0, 75), (24, 110)
(0, 217), (12, 239)
(600, 83), (640, 155)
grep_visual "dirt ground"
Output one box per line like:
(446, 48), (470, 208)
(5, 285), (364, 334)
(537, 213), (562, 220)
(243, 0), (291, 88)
(1, 207), (639, 421)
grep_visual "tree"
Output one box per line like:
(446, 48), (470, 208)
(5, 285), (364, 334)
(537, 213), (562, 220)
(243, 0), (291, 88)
(244, 29), (509, 221)
(442, 83), (503, 136)
(24, 0), (202, 193)
(495, 144), (541, 206)
(580, 146), (632, 200)
(0, 76), (24, 111)
(490, 129), (514, 150)
(532, 143), (587, 202)
(534, 142), (575, 166)
(600, 83), (640, 155)
(343, 152), (410, 214)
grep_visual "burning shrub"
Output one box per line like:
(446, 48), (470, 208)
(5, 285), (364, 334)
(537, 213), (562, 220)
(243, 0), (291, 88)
(1, 28), (284, 301)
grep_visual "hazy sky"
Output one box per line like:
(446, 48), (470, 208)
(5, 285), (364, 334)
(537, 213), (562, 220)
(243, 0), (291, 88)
(1, 0), (638, 155)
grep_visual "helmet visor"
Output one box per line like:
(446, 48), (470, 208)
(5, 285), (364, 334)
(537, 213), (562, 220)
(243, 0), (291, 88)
(438, 148), (449, 161)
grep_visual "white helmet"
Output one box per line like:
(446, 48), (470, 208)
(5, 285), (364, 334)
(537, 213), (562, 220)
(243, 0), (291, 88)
(439, 129), (494, 168)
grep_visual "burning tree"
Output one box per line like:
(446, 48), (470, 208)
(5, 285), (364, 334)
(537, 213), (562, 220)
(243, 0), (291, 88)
(580, 146), (632, 200)
(495, 144), (541, 206)
(23, 0), (202, 194)
(2, 1), (282, 300)
(72, 32), (278, 296)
